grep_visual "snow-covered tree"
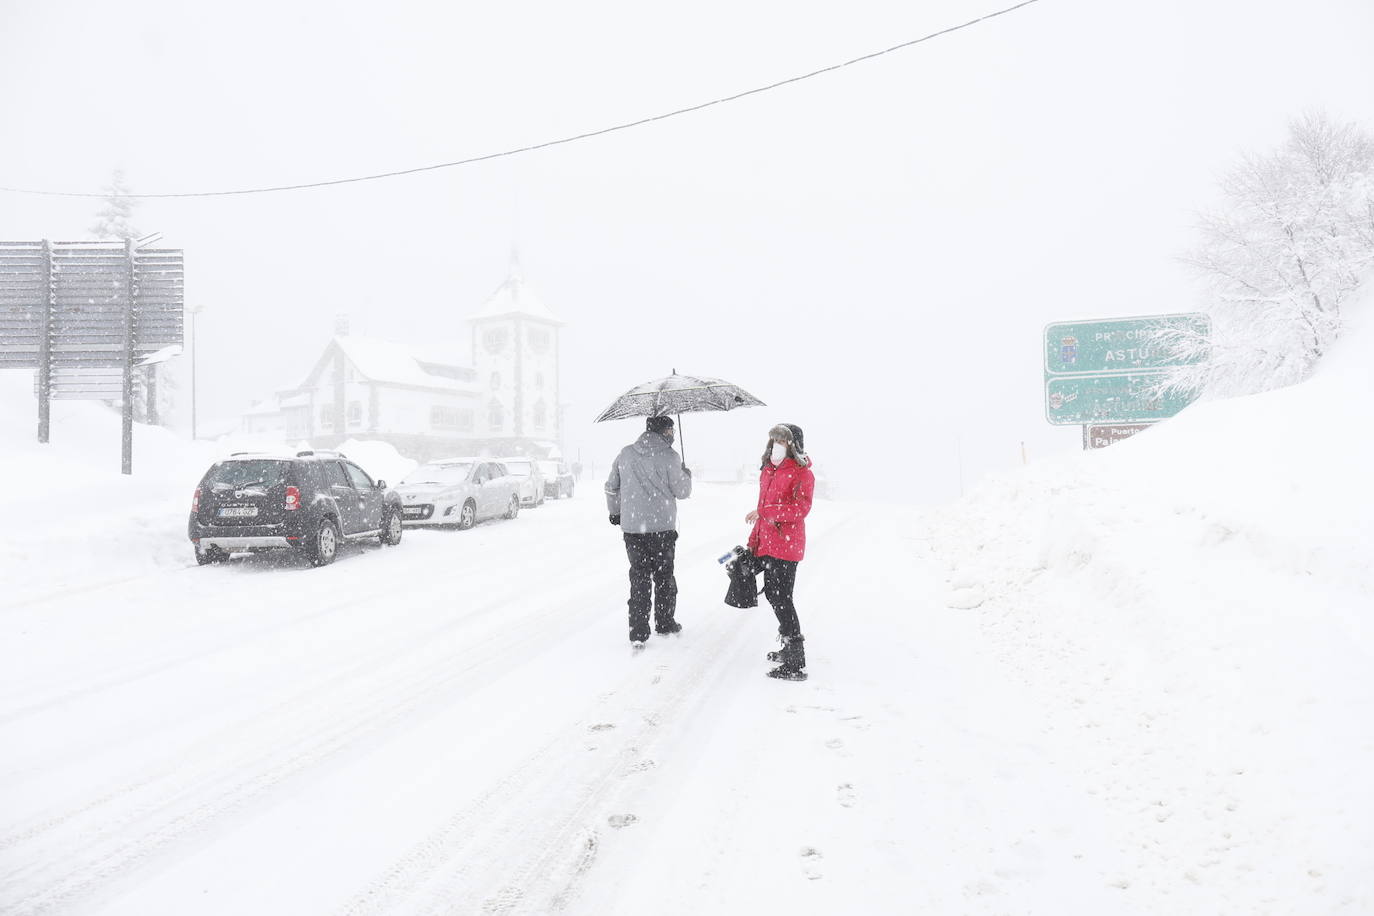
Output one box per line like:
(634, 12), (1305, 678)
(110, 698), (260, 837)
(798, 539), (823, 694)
(1156, 112), (1374, 397)
(89, 169), (141, 241)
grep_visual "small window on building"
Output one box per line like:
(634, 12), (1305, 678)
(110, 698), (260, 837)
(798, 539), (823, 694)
(320, 405), (334, 429)
(528, 327), (551, 354)
(490, 371), (502, 391)
(535, 372), (544, 390)
(533, 399), (547, 431)
(483, 327), (509, 354)
(488, 399), (505, 432)
(431, 406), (475, 432)
(348, 401), (362, 426)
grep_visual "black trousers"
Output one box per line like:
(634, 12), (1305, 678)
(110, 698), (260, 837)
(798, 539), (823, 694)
(623, 531), (678, 641)
(760, 555), (802, 639)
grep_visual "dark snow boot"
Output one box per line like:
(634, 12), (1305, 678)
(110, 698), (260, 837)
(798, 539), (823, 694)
(655, 620), (683, 636)
(766, 636), (807, 681)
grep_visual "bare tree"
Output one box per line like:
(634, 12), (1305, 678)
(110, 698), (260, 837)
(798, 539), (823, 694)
(1157, 112), (1374, 397)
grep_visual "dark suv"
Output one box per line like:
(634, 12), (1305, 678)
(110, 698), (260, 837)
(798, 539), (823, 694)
(188, 450), (404, 567)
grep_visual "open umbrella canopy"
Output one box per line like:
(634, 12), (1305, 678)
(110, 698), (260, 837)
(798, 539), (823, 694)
(593, 371), (765, 422)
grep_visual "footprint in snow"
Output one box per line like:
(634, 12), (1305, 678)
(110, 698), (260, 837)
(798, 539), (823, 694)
(608, 814), (638, 829)
(825, 738), (844, 751)
(837, 783), (857, 808)
(627, 758), (657, 774)
(800, 847), (824, 880)
(589, 723), (616, 732)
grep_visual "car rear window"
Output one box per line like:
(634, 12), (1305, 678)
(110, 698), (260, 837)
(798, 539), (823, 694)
(402, 463), (473, 485)
(207, 459), (289, 490)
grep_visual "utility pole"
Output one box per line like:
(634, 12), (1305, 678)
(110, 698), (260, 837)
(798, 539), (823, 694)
(189, 304), (203, 439)
(955, 434), (964, 497)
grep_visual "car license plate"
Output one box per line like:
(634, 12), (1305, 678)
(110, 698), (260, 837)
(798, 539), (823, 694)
(218, 506), (258, 518)
(403, 507), (425, 518)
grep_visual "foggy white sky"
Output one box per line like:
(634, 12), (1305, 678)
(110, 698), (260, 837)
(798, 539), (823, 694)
(2, 0), (1371, 502)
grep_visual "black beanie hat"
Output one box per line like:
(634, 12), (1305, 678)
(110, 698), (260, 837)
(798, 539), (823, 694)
(646, 415), (675, 434)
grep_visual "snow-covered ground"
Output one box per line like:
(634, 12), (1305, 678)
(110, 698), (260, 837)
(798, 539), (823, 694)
(1, 310), (1370, 914)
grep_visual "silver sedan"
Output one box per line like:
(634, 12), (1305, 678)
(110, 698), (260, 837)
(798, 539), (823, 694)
(394, 459), (521, 529)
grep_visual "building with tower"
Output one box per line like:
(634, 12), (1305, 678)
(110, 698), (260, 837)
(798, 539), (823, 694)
(237, 260), (565, 462)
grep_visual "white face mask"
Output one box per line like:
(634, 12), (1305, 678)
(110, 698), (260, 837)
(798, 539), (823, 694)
(770, 442), (788, 465)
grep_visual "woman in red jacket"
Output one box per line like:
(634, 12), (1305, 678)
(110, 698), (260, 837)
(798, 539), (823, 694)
(745, 423), (815, 681)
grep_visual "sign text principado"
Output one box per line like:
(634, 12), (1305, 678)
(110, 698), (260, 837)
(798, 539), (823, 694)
(1044, 313), (1211, 376)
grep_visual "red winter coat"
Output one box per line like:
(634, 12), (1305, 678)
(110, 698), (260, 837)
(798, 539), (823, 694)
(748, 458), (815, 562)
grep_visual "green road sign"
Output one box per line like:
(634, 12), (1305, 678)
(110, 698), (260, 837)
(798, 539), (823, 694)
(1044, 313), (1210, 376)
(1045, 373), (1197, 425)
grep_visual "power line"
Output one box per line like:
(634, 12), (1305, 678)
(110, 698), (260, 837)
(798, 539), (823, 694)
(0, 0), (1042, 200)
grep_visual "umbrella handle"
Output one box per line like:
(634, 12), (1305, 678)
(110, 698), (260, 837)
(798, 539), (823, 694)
(676, 412), (686, 466)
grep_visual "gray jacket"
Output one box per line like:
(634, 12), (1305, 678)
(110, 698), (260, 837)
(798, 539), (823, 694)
(605, 431), (693, 534)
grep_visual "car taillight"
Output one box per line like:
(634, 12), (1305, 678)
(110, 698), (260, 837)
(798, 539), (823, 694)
(192, 488), (200, 513)
(285, 486), (301, 511)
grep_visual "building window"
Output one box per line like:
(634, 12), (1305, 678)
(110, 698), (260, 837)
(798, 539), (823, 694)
(533, 399), (547, 431)
(534, 372), (544, 390)
(320, 405), (334, 429)
(431, 406), (474, 432)
(490, 371), (501, 391)
(348, 401), (362, 426)
(528, 327), (550, 354)
(488, 399), (505, 433)
(483, 327), (509, 354)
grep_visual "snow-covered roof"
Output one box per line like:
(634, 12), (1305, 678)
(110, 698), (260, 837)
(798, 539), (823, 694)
(243, 401), (284, 417)
(332, 336), (480, 392)
(278, 394), (311, 409)
(474, 273), (563, 325)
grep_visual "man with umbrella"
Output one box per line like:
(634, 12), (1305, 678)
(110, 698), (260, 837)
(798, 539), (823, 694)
(598, 371), (765, 649)
(605, 415), (693, 648)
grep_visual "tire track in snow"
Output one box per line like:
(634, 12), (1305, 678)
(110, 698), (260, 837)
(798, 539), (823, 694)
(339, 512), (865, 915)
(0, 530), (731, 916)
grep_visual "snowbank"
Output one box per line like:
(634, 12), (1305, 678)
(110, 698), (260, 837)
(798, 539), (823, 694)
(926, 294), (1374, 909)
(0, 370), (221, 602)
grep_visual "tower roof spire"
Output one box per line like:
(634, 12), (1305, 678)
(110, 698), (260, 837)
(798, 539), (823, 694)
(473, 248), (563, 325)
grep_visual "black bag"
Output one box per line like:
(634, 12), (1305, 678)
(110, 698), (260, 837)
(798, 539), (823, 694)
(723, 548), (763, 608)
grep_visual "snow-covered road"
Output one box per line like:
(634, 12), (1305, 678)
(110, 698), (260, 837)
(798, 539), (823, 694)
(3, 486), (968, 915)
(2, 475), (1368, 915)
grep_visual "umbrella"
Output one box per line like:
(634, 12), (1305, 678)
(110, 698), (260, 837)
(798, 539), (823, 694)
(594, 369), (766, 462)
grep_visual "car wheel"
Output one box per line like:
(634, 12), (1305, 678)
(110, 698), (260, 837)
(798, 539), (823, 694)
(308, 518), (340, 567)
(458, 500), (477, 530)
(505, 495), (520, 520)
(380, 509), (403, 546)
(194, 544), (227, 566)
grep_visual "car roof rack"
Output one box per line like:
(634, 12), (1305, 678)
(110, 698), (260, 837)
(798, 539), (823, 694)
(296, 449), (347, 459)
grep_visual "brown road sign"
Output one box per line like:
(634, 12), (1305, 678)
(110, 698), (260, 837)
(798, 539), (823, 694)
(1083, 423), (1154, 450)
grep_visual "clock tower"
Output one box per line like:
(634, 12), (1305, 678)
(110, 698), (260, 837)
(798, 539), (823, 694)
(470, 253), (564, 455)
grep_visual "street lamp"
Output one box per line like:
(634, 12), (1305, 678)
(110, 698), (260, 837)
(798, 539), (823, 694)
(189, 304), (205, 440)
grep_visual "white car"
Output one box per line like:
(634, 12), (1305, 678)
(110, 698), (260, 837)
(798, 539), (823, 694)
(538, 459), (575, 499)
(394, 458), (521, 529)
(501, 458), (546, 507)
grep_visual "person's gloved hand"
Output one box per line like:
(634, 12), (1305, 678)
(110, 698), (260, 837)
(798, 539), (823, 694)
(609, 514), (620, 526)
